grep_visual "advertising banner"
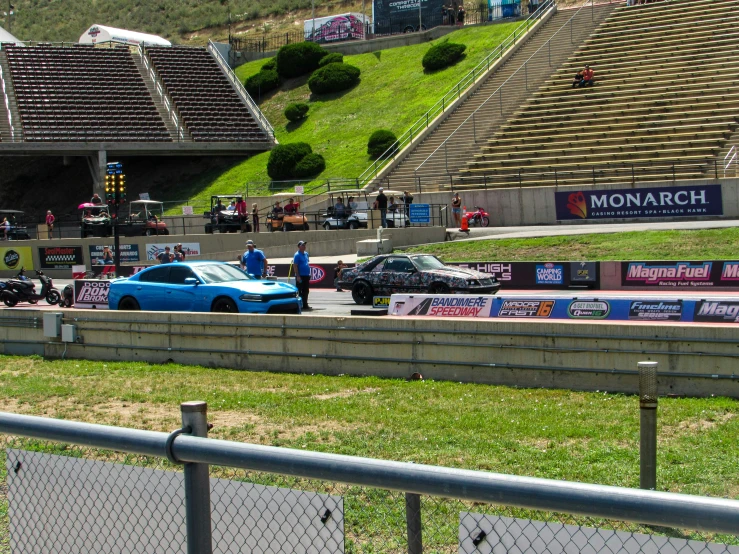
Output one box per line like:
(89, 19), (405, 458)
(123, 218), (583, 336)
(621, 261), (739, 288)
(449, 261), (600, 289)
(146, 243), (200, 261)
(89, 244), (140, 265)
(74, 279), (111, 309)
(38, 246), (84, 269)
(0, 247), (34, 271)
(373, 0), (444, 33)
(304, 13), (367, 42)
(555, 184), (723, 221)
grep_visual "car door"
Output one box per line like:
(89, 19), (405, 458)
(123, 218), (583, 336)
(135, 266), (171, 310)
(380, 257), (421, 294)
(167, 266), (201, 312)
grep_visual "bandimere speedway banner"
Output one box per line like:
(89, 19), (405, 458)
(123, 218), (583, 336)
(555, 184), (723, 221)
(388, 295), (739, 323)
(0, 247), (34, 271)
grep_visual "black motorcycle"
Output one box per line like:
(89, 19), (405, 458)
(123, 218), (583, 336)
(1, 268), (61, 307)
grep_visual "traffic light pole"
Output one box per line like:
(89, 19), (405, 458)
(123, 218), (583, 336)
(113, 203), (121, 276)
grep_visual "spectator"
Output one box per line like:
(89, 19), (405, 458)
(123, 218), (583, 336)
(284, 197), (299, 215)
(90, 193), (102, 205)
(348, 196), (359, 211)
(579, 65), (594, 87)
(334, 261), (347, 292)
(102, 246), (114, 265)
(272, 201), (284, 219)
(373, 187), (389, 228)
(334, 197), (347, 219)
(450, 2), (457, 25)
(174, 243), (186, 262)
(158, 246), (173, 264)
(252, 203), (260, 232)
(403, 190), (414, 217)
(235, 197), (248, 231)
(441, 4), (448, 25)
(240, 239), (268, 279)
(451, 192), (462, 227)
(45, 210), (55, 239)
(1, 217), (9, 240)
(388, 196), (398, 212)
(293, 240), (312, 310)
(228, 201), (236, 211)
(572, 69), (584, 88)
(457, 3), (465, 25)
(214, 198), (226, 212)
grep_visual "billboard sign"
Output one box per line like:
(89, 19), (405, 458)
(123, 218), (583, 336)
(38, 246), (84, 269)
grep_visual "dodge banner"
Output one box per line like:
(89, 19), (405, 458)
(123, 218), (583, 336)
(74, 279), (110, 309)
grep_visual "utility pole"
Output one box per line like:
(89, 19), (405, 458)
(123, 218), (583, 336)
(311, 0), (316, 41)
(3, 1), (15, 33)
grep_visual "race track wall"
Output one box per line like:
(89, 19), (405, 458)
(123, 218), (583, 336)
(1, 310), (737, 398)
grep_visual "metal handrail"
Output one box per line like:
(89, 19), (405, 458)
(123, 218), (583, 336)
(138, 45), (187, 142)
(414, 0), (598, 177)
(0, 63), (14, 140)
(355, 0), (557, 188)
(207, 40), (276, 142)
(724, 145), (737, 178)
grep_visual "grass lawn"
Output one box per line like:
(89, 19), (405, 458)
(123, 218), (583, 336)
(401, 228), (739, 261)
(175, 21), (525, 209)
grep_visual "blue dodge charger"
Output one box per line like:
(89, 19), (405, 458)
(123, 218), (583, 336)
(108, 261), (301, 314)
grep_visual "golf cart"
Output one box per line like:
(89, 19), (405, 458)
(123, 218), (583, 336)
(0, 210), (31, 240)
(118, 200), (169, 236)
(265, 193), (310, 232)
(321, 190), (369, 230)
(204, 195), (252, 234)
(368, 190), (410, 228)
(79, 203), (113, 238)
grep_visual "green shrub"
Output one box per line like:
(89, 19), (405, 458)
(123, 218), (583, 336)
(293, 153), (326, 178)
(422, 41), (467, 71)
(267, 143), (313, 180)
(244, 69), (280, 98)
(318, 52), (343, 67)
(307, 62), (361, 95)
(367, 129), (398, 159)
(261, 58), (276, 70)
(284, 102), (310, 122)
(276, 42), (327, 78)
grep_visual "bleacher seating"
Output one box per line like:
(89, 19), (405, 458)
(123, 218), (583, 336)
(146, 46), (269, 142)
(462, 0), (739, 186)
(4, 45), (171, 142)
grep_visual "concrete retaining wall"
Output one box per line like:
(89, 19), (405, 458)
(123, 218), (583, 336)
(2, 310), (736, 397)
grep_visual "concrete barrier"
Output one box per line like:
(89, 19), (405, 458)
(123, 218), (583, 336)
(2, 310), (736, 397)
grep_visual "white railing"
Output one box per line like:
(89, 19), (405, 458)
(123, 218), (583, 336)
(724, 145), (737, 178)
(0, 63), (15, 141)
(137, 45), (187, 142)
(207, 40), (276, 142)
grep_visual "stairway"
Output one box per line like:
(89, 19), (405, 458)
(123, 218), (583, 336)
(0, 50), (22, 142)
(131, 50), (189, 142)
(377, 2), (616, 190)
(462, 0), (739, 187)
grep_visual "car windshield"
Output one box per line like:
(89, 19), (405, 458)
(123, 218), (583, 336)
(196, 264), (251, 284)
(411, 255), (446, 271)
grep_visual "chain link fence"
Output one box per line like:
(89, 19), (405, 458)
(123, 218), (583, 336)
(1, 413), (738, 554)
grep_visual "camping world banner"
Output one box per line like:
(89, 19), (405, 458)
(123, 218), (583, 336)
(555, 184), (723, 221)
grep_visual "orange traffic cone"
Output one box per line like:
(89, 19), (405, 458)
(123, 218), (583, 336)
(459, 207), (469, 233)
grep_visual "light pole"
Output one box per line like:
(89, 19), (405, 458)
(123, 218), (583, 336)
(2, 1), (15, 33)
(311, 0), (316, 41)
(418, 0), (422, 31)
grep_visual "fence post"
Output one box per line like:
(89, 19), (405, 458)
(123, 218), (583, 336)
(406, 492), (423, 554)
(181, 401), (213, 554)
(714, 159), (718, 180)
(638, 362), (658, 491)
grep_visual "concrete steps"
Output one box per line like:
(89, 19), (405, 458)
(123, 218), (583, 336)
(0, 51), (22, 142)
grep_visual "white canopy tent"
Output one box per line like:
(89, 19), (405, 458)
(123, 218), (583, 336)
(0, 27), (22, 46)
(78, 25), (171, 47)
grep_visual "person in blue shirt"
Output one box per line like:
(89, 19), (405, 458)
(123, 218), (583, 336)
(292, 240), (312, 310)
(240, 240), (268, 279)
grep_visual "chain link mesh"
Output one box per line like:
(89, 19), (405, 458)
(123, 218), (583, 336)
(1, 437), (737, 554)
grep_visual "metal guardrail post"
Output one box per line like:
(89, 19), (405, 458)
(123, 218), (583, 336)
(638, 362), (658, 491)
(406, 492), (423, 554)
(181, 401), (213, 554)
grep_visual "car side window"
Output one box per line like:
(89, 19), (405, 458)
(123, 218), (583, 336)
(169, 266), (196, 285)
(138, 267), (170, 283)
(384, 258), (413, 273)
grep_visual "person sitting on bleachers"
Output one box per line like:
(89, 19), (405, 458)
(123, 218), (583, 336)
(579, 65), (595, 87)
(572, 69), (584, 88)
(334, 198), (348, 219)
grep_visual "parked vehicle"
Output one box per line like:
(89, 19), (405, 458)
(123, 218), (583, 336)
(339, 254), (500, 305)
(79, 203), (113, 238)
(0, 209), (31, 240)
(204, 195), (252, 234)
(118, 200), (168, 237)
(463, 206), (490, 227)
(368, 190), (410, 228)
(1, 268), (61, 307)
(265, 196), (310, 232)
(109, 261), (301, 314)
(322, 190), (369, 230)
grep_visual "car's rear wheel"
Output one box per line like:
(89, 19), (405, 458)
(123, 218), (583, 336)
(145, 228), (153, 236)
(481, 216), (490, 227)
(429, 283), (450, 294)
(303, 223), (310, 231)
(163, 229), (170, 235)
(213, 298), (238, 313)
(118, 297), (141, 310)
(323, 222), (331, 230)
(352, 281), (373, 305)
(349, 221), (359, 230)
(387, 220), (395, 228)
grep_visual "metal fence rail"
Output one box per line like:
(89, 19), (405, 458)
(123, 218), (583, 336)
(1, 409), (738, 554)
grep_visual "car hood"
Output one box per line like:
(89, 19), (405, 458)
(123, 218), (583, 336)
(202, 280), (298, 294)
(422, 267), (493, 280)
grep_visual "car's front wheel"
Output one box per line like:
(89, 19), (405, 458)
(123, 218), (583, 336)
(118, 297), (140, 310)
(351, 281), (373, 305)
(212, 298), (238, 313)
(349, 221), (359, 230)
(429, 283), (450, 294)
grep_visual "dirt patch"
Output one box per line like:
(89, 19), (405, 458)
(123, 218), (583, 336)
(313, 387), (380, 401)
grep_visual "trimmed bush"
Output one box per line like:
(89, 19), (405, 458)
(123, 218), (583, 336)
(261, 58), (276, 70)
(307, 62), (361, 95)
(422, 41), (467, 71)
(284, 102), (310, 122)
(293, 153), (326, 178)
(275, 42), (327, 78)
(318, 52), (344, 67)
(244, 69), (280, 98)
(267, 143), (313, 180)
(367, 129), (398, 159)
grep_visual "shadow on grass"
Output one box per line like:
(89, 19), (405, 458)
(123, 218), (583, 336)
(285, 118), (307, 132)
(422, 53), (468, 75)
(309, 80), (362, 102)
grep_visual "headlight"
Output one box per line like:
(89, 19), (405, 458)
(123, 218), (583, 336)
(239, 293), (263, 302)
(466, 280), (479, 286)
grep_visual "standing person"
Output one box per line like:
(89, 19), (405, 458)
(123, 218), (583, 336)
(158, 246), (173, 264)
(1, 217), (9, 240)
(45, 210), (55, 239)
(173, 243), (186, 262)
(293, 240), (312, 310)
(441, 4), (448, 25)
(334, 260), (347, 292)
(457, 3), (465, 25)
(402, 190), (414, 218)
(240, 239), (268, 279)
(252, 203), (260, 232)
(236, 196), (248, 231)
(451, 192), (462, 227)
(373, 187), (389, 228)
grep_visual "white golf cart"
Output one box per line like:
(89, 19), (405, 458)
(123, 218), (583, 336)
(368, 190), (410, 228)
(322, 190), (370, 230)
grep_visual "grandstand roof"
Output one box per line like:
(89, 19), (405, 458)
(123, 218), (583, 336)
(0, 27), (22, 46)
(78, 25), (171, 47)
